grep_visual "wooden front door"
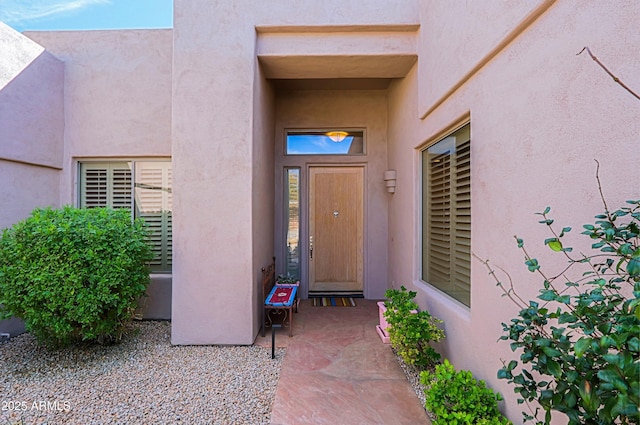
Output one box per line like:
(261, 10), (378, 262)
(309, 166), (364, 293)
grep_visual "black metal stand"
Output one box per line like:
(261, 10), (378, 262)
(271, 324), (282, 359)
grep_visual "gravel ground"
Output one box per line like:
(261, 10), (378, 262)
(392, 350), (436, 421)
(0, 321), (284, 425)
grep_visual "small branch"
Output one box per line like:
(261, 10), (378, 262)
(577, 47), (640, 101)
(473, 252), (528, 308)
(594, 159), (611, 218)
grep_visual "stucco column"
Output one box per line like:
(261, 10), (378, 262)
(171, 1), (257, 344)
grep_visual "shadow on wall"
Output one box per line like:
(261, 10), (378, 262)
(0, 316), (25, 338)
(135, 275), (172, 320)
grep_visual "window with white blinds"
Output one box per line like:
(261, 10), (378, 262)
(421, 123), (471, 307)
(79, 161), (172, 273)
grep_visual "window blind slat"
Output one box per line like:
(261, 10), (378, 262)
(422, 123), (471, 307)
(135, 162), (172, 272)
(80, 161), (171, 273)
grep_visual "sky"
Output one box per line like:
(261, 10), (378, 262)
(0, 0), (173, 32)
(287, 135), (356, 155)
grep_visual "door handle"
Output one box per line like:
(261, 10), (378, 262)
(309, 236), (313, 260)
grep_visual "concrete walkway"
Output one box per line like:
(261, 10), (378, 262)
(255, 299), (431, 425)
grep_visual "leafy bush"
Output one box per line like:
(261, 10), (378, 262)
(276, 273), (299, 285)
(0, 206), (153, 346)
(422, 359), (512, 425)
(384, 286), (445, 369)
(484, 197), (640, 424)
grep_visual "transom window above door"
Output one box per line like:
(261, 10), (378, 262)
(286, 130), (364, 155)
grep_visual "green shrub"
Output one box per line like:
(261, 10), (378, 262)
(0, 206), (153, 346)
(485, 198), (640, 424)
(422, 359), (512, 425)
(384, 286), (445, 369)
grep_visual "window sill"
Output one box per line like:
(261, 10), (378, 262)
(414, 279), (471, 321)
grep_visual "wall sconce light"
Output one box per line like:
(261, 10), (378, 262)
(383, 170), (397, 193)
(326, 131), (349, 142)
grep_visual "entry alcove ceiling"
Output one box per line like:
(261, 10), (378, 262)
(270, 78), (392, 91)
(256, 25), (418, 81)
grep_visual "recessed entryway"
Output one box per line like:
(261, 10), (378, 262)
(273, 88), (390, 301)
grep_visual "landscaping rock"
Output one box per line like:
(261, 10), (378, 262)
(0, 321), (284, 424)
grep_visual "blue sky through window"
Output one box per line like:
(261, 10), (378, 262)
(287, 135), (355, 155)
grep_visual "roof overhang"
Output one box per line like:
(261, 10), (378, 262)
(256, 25), (418, 80)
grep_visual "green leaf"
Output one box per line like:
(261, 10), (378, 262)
(546, 238), (563, 252)
(542, 346), (562, 357)
(546, 360), (562, 378)
(538, 290), (556, 301)
(600, 335), (616, 349)
(618, 243), (635, 256)
(597, 369), (627, 392)
(564, 391), (577, 408)
(497, 368), (511, 380)
(566, 371), (579, 383)
(579, 380), (594, 407)
(574, 337), (590, 358)
(626, 258), (640, 277)
(558, 312), (577, 323)
(526, 258), (540, 272)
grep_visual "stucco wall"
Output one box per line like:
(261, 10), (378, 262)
(171, 0), (417, 345)
(0, 37), (63, 226)
(0, 25), (64, 171)
(0, 162), (60, 336)
(22, 29), (174, 320)
(24, 29), (173, 204)
(388, 1), (640, 423)
(274, 89), (389, 300)
(2, 5), (636, 423)
(417, 0), (551, 116)
(251, 66), (276, 338)
(0, 24), (64, 336)
(171, 1), (258, 345)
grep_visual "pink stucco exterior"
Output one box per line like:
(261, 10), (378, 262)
(0, 22), (63, 227)
(387, 1), (640, 422)
(23, 29), (173, 204)
(0, 23), (64, 228)
(2, 1), (639, 422)
(0, 23), (64, 336)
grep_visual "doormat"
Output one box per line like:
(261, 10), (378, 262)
(312, 297), (356, 307)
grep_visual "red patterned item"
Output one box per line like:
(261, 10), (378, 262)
(266, 285), (297, 306)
